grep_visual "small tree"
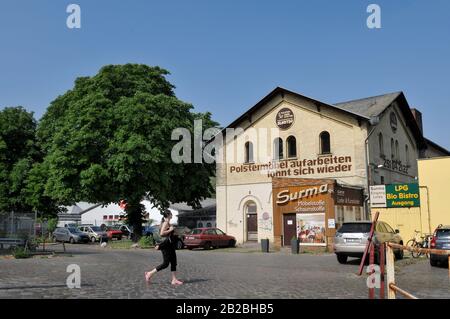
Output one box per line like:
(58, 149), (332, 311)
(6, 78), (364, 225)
(47, 218), (58, 238)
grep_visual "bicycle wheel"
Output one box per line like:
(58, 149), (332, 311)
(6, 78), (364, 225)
(424, 238), (430, 258)
(406, 239), (419, 258)
(413, 242), (422, 258)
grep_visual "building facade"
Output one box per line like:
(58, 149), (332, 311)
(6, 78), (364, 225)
(216, 87), (444, 249)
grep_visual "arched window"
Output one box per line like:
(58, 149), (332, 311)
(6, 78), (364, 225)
(320, 131), (331, 154)
(405, 144), (410, 166)
(273, 138), (283, 160)
(391, 138), (395, 160)
(287, 136), (297, 158)
(378, 133), (384, 157)
(245, 141), (254, 163)
(395, 140), (399, 160)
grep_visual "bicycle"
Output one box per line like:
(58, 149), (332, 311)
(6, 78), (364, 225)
(406, 230), (432, 258)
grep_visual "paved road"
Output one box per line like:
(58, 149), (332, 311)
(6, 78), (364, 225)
(0, 245), (448, 299)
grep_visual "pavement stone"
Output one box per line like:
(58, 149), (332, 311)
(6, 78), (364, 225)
(0, 244), (448, 299)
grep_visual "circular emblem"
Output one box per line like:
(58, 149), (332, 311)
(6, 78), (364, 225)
(262, 212), (270, 220)
(390, 112), (398, 133)
(276, 108), (294, 130)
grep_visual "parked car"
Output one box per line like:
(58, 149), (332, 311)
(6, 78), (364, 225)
(173, 226), (191, 250)
(105, 226), (123, 240)
(78, 225), (109, 243)
(117, 225), (133, 239)
(430, 225), (450, 267)
(141, 225), (185, 250)
(142, 225), (159, 237)
(53, 227), (90, 244)
(333, 221), (404, 264)
(183, 227), (236, 250)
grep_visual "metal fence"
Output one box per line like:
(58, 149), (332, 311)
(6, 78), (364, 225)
(0, 212), (37, 239)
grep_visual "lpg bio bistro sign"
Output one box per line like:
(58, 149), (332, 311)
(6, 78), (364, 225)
(370, 183), (420, 208)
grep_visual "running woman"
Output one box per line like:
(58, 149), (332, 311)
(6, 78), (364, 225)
(145, 210), (183, 285)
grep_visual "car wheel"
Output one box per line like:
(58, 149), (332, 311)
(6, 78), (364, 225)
(91, 237), (96, 243)
(176, 240), (184, 250)
(228, 240), (236, 248)
(69, 237), (75, 244)
(336, 254), (348, 264)
(118, 236), (122, 241)
(430, 258), (438, 267)
(395, 248), (404, 260)
(204, 242), (212, 250)
(52, 236), (57, 242)
(188, 247), (193, 250)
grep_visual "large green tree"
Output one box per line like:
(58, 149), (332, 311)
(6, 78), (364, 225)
(0, 106), (37, 214)
(0, 106), (62, 217)
(38, 64), (217, 239)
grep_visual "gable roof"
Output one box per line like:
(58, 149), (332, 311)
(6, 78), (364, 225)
(224, 87), (426, 149)
(169, 198), (216, 212)
(334, 92), (402, 117)
(224, 87), (370, 131)
(335, 91), (425, 148)
(424, 137), (450, 155)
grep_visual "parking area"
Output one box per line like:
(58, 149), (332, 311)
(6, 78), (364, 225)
(0, 244), (449, 299)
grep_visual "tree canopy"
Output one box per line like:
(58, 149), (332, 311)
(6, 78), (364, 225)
(0, 106), (62, 217)
(37, 64), (217, 237)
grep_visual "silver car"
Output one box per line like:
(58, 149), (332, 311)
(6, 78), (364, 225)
(333, 221), (404, 264)
(78, 225), (109, 243)
(53, 227), (90, 244)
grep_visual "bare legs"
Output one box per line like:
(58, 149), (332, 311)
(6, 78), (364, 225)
(145, 269), (183, 285)
(145, 268), (157, 282)
(171, 272), (183, 285)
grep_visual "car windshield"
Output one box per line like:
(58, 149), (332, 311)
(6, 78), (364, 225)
(338, 223), (371, 234)
(68, 227), (81, 233)
(436, 229), (450, 238)
(191, 229), (203, 235)
(91, 226), (102, 231)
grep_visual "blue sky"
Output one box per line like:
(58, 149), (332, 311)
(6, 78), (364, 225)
(0, 0), (449, 149)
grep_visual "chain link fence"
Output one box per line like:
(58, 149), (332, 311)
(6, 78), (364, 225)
(0, 212), (37, 250)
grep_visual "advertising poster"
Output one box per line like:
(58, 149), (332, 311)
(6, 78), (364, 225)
(296, 213), (326, 246)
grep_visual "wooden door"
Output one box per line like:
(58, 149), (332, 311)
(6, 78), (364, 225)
(283, 214), (297, 246)
(247, 214), (258, 241)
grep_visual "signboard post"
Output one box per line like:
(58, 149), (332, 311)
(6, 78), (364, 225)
(370, 185), (387, 208)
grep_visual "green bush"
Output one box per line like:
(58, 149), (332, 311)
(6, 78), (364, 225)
(138, 236), (154, 248)
(13, 247), (31, 259)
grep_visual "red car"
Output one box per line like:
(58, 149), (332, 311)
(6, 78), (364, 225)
(184, 228), (236, 250)
(106, 226), (123, 240)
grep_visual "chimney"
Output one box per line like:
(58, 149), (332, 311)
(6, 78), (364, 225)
(410, 108), (423, 133)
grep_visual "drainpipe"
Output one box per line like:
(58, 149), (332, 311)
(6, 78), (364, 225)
(419, 186), (431, 235)
(364, 117), (380, 220)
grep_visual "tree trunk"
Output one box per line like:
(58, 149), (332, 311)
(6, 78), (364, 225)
(124, 197), (143, 243)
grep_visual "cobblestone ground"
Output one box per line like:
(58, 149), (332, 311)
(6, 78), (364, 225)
(0, 245), (449, 299)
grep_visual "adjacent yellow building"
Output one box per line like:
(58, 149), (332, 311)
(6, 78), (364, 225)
(375, 156), (450, 241)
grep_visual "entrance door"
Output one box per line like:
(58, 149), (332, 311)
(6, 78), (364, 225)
(283, 213), (297, 246)
(247, 213), (258, 241)
(246, 202), (258, 241)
